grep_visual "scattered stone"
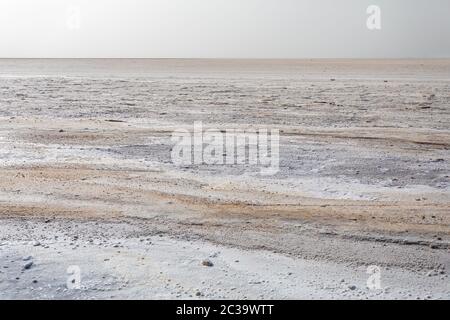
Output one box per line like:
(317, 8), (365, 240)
(348, 285), (357, 290)
(209, 252), (220, 258)
(426, 270), (437, 277)
(23, 261), (33, 270)
(201, 259), (214, 267)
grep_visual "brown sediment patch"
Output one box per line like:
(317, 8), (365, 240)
(13, 128), (171, 146)
(0, 203), (121, 219)
(0, 164), (448, 237)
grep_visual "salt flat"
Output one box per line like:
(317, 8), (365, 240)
(0, 59), (449, 299)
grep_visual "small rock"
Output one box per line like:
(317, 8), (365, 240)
(23, 261), (33, 270)
(31, 241), (41, 247)
(209, 252), (220, 258)
(348, 285), (357, 290)
(201, 259), (214, 267)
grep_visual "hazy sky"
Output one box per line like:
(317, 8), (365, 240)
(1, 0), (449, 58)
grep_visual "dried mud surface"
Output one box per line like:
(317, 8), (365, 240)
(0, 59), (449, 299)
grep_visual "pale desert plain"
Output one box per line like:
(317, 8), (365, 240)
(0, 59), (449, 299)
